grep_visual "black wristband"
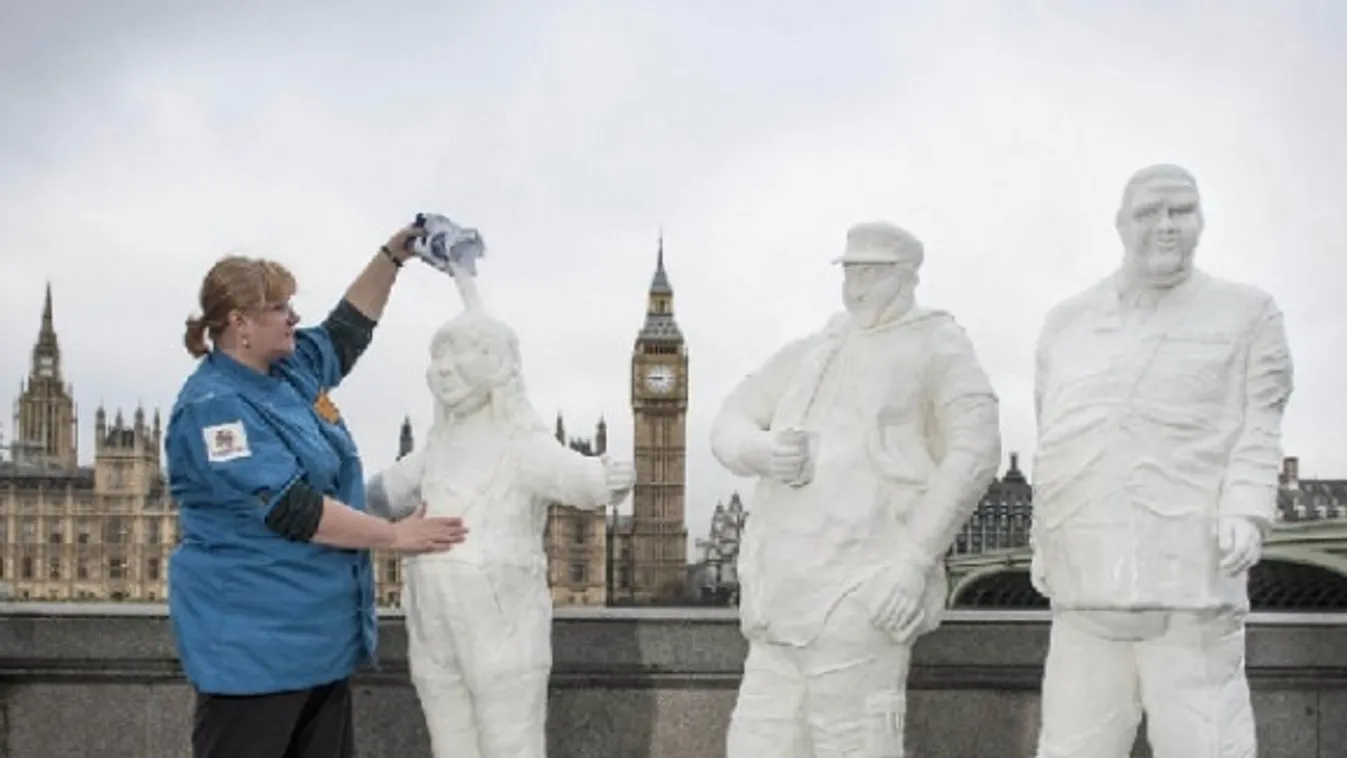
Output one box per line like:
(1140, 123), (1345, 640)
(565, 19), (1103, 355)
(380, 245), (404, 268)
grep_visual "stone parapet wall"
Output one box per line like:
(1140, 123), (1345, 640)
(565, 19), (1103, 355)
(1, 605), (1345, 757)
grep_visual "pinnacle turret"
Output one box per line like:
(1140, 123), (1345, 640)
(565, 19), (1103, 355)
(397, 415), (414, 460)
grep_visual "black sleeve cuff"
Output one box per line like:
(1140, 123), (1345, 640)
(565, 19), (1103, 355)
(264, 479), (325, 542)
(323, 299), (377, 379)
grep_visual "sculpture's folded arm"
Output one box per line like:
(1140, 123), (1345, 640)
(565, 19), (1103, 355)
(519, 432), (610, 510)
(900, 321), (1002, 567)
(365, 450), (426, 521)
(1218, 297), (1294, 533)
(709, 335), (819, 478)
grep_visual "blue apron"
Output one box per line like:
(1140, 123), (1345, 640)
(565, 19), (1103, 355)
(165, 327), (378, 695)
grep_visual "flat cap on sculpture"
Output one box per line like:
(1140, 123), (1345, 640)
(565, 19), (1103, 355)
(834, 221), (925, 267)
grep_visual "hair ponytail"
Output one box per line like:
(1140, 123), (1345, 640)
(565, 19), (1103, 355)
(184, 316), (210, 358)
(188, 255), (297, 361)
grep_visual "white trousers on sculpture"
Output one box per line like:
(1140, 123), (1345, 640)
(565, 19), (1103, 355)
(1036, 609), (1255, 758)
(727, 593), (912, 758)
(404, 557), (552, 758)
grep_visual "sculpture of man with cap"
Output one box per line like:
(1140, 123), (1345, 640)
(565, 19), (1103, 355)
(364, 233), (636, 758)
(1030, 164), (1293, 758)
(710, 221), (1002, 757)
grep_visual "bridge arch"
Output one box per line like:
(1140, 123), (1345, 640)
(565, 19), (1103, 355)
(1247, 555), (1347, 610)
(949, 568), (1045, 609)
(947, 556), (1033, 607)
(949, 554), (1347, 611)
(1260, 543), (1347, 578)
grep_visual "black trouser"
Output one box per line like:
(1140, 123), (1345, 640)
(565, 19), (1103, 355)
(192, 678), (355, 758)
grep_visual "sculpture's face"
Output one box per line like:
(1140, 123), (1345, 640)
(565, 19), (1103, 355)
(426, 318), (519, 413)
(842, 262), (911, 328)
(1117, 178), (1203, 287)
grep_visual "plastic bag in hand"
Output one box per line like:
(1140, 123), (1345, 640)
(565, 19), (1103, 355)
(409, 213), (487, 276)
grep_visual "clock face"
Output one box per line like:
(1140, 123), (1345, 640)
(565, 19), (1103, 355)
(643, 365), (676, 394)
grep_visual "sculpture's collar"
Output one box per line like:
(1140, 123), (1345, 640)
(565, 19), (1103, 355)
(835, 304), (942, 339)
(1101, 268), (1206, 316)
(851, 305), (937, 335)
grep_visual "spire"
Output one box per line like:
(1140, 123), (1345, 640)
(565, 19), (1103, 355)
(29, 282), (62, 380)
(41, 282), (53, 336)
(650, 229), (672, 295)
(35, 282), (57, 352)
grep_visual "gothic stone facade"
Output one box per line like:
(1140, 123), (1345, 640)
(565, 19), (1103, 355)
(1, 287), (177, 602)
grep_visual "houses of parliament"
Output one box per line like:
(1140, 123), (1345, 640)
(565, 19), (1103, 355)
(0, 246), (691, 607)
(0, 287), (175, 602)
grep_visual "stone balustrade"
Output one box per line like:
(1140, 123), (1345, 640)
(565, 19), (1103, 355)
(1, 604), (1345, 757)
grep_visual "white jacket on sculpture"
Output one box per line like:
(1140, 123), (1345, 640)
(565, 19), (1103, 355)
(710, 221), (1001, 758)
(1031, 164), (1294, 758)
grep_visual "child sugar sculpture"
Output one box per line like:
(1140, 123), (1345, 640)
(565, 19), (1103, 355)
(365, 227), (636, 758)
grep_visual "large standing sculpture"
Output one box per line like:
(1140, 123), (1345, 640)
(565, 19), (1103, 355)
(365, 217), (637, 758)
(709, 221), (1002, 757)
(1031, 164), (1294, 757)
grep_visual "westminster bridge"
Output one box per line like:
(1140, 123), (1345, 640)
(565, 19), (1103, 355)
(948, 516), (1347, 610)
(695, 454), (1347, 613)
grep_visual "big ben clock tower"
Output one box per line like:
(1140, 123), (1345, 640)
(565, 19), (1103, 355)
(627, 235), (690, 603)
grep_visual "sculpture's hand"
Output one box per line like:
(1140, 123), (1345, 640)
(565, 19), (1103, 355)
(864, 561), (928, 644)
(1217, 515), (1263, 575)
(601, 456), (636, 504)
(743, 429), (812, 485)
(389, 504), (470, 554)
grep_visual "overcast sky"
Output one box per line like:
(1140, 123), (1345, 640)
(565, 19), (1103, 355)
(2, 1), (1345, 557)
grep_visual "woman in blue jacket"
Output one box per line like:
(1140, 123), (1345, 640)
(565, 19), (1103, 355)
(165, 224), (468, 758)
